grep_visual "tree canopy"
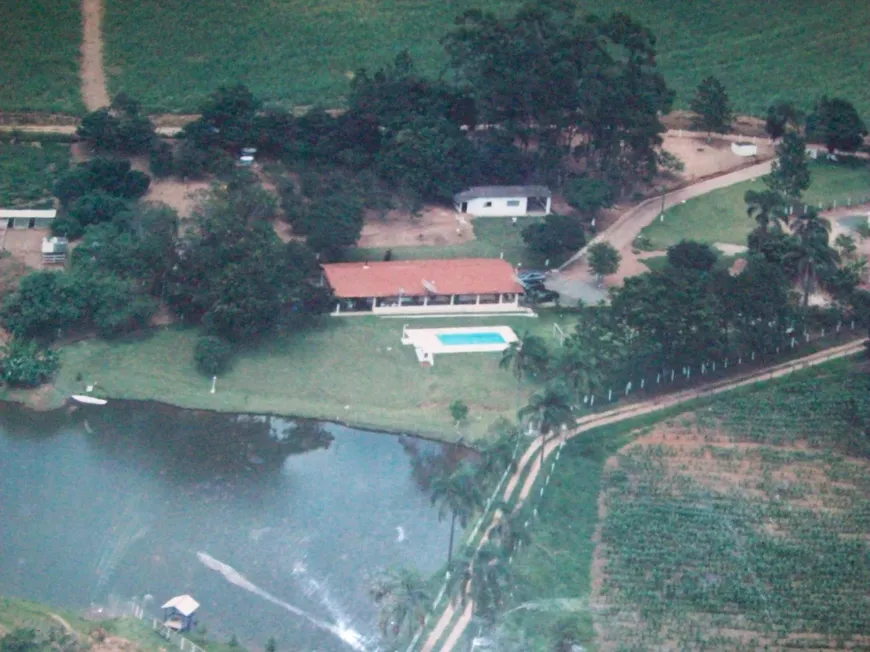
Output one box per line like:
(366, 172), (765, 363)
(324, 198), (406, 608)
(806, 96), (868, 153)
(690, 76), (732, 137)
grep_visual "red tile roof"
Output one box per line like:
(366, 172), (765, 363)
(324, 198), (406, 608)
(322, 258), (524, 298)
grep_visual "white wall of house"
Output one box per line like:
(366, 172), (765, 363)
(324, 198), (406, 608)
(331, 294), (529, 317)
(461, 196), (529, 217)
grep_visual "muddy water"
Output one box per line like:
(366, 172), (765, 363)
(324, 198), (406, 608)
(0, 402), (460, 651)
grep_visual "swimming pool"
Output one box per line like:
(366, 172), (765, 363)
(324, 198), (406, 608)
(437, 331), (507, 346)
(401, 326), (518, 365)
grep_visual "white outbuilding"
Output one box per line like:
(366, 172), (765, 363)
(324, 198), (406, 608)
(731, 142), (758, 157)
(453, 185), (552, 217)
(0, 209), (57, 229)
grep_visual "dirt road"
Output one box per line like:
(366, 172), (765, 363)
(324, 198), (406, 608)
(80, 0), (110, 110)
(419, 338), (866, 652)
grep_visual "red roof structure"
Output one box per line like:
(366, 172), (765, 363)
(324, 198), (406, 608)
(322, 258), (524, 298)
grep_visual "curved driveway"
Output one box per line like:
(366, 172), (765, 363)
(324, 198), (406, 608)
(547, 158), (773, 303)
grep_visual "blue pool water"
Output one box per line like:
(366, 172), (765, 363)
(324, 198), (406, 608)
(437, 331), (507, 346)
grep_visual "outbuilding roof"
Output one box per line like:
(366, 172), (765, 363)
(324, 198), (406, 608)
(453, 186), (551, 202)
(322, 258), (524, 298)
(0, 209), (57, 219)
(161, 595), (200, 616)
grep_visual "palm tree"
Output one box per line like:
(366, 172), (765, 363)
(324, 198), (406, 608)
(489, 505), (532, 557)
(498, 331), (548, 383)
(791, 207), (832, 245)
(445, 542), (512, 621)
(369, 568), (431, 642)
(786, 241), (839, 307)
(430, 462), (484, 564)
(745, 189), (787, 232)
(518, 382), (574, 467)
(476, 427), (519, 491)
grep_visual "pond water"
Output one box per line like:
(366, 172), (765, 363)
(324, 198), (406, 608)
(0, 402), (463, 651)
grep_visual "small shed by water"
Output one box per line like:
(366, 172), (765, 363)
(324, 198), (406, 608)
(162, 594), (200, 632)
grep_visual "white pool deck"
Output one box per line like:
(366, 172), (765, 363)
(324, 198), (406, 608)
(401, 325), (518, 365)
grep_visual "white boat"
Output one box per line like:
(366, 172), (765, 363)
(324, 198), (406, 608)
(70, 394), (108, 406)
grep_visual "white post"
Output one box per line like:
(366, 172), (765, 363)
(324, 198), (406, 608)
(423, 295), (428, 307)
(450, 295), (455, 305)
(476, 294), (481, 305)
(498, 293), (503, 304)
(334, 302), (341, 315)
(210, 376), (217, 394)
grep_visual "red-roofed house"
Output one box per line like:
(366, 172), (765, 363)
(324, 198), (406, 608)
(321, 258), (528, 316)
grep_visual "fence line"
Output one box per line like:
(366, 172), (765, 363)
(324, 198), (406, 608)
(123, 602), (207, 652)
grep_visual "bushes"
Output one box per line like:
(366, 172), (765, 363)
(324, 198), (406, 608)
(194, 336), (233, 375)
(522, 214), (586, 264)
(0, 340), (61, 388)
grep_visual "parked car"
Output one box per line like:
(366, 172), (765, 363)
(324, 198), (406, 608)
(517, 270), (548, 283)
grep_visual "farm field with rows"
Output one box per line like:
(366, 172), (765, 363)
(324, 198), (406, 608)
(0, 0), (83, 113)
(505, 357), (870, 651)
(99, 0), (870, 115)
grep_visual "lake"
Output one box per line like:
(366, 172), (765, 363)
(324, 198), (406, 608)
(0, 402), (462, 651)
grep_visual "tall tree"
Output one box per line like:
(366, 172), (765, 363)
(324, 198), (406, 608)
(443, 3), (672, 185)
(518, 382), (573, 467)
(791, 207), (832, 245)
(744, 188), (788, 232)
(476, 421), (519, 491)
(786, 240), (839, 307)
(445, 542), (512, 621)
(369, 568), (431, 642)
(587, 241), (621, 285)
(806, 96), (868, 154)
(765, 131), (811, 204)
(690, 76), (732, 139)
(499, 331), (549, 385)
(764, 102), (801, 141)
(556, 309), (622, 403)
(430, 462), (483, 564)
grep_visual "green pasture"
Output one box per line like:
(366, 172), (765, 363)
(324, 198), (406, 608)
(0, 0), (83, 113)
(55, 312), (573, 442)
(100, 0), (870, 115)
(639, 158), (870, 249)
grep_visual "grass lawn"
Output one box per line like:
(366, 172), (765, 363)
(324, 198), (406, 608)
(639, 158), (870, 249)
(0, 0), (83, 114)
(0, 142), (71, 208)
(99, 0), (870, 115)
(54, 311), (575, 442)
(347, 216), (546, 269)
(504, 356), (870, 649)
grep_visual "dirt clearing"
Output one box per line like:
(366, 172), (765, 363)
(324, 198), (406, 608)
(357, 205), (472, 248)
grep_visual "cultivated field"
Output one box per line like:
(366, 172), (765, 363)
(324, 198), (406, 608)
(0, 0), (83, 114)
(505, 357), (870, 651)
(0, 142), (71, 208)
(53, 312), (571, 441)
(99, 0), (870, 115)
(640, 158), (870, 249)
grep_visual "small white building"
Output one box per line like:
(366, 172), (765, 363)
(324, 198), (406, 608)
(42, 237), (68, 265)
(0, 209), (57, 229)
(731, 142), (758, 157)
(453, 185), (552, 217)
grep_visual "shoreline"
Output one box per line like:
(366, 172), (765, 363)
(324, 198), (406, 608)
(0, 385), (476, 449)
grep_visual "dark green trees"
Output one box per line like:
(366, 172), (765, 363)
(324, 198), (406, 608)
(806, 96), (868, 154)
(690, 76), (732, 138)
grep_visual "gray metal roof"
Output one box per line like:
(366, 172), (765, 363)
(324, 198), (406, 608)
(453, 185), (551, 202)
